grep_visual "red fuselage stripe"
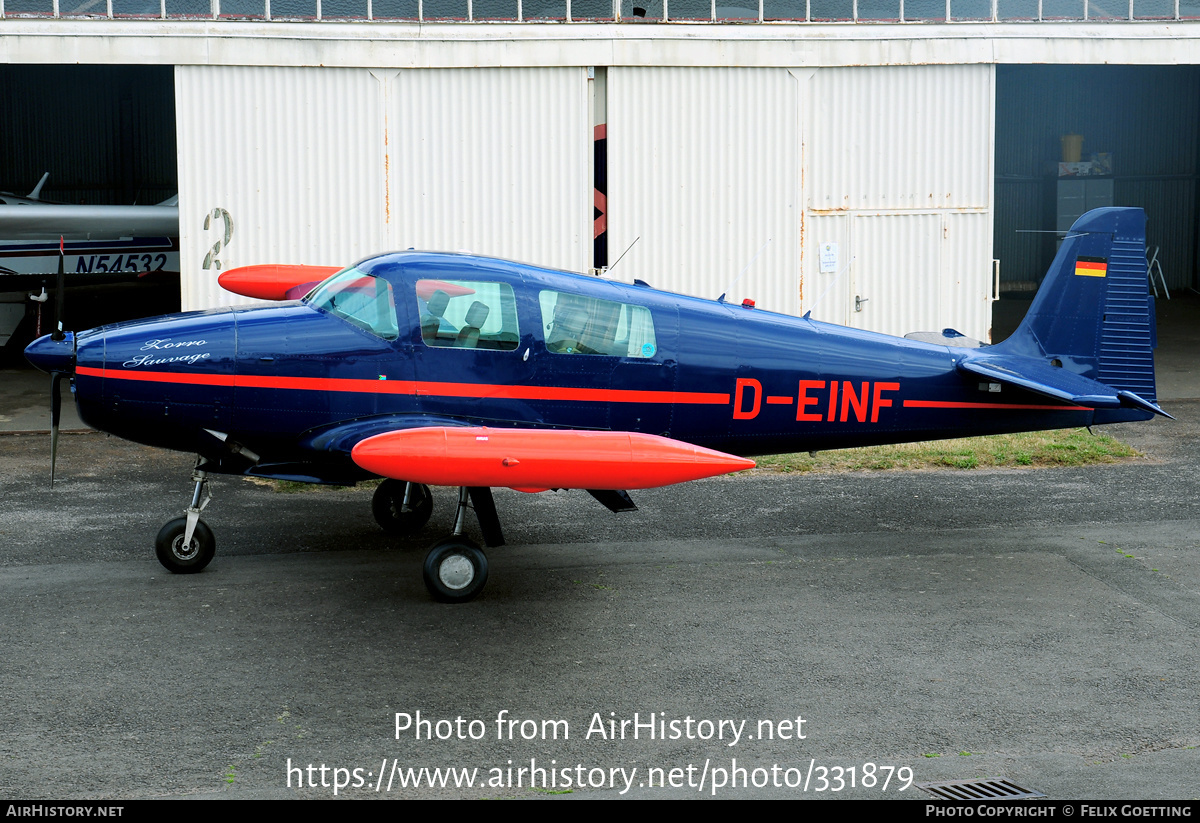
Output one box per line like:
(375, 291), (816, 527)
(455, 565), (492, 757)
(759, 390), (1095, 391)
(903, 400), (1089, 411)
(75, 366), (730, 405)
(75, 367), (1092, 412)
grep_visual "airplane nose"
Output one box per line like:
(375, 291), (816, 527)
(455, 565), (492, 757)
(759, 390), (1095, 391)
(25, 332), (76, 375)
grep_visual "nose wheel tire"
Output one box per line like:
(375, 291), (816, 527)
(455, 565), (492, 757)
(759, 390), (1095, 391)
(155, 516), (216, 574)
(423, 538), (488, 603)
(372, 480), (434, 536)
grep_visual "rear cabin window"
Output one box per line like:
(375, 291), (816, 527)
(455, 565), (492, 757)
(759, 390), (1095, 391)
(539, 291), (657, 358)
(305, 268), (399, 340)
(417, 279), (520, 351)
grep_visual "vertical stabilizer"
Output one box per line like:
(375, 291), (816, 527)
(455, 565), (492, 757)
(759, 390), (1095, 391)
(995, 207), (1157, 403)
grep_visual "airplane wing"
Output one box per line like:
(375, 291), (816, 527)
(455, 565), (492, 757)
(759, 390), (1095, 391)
(349, 426), (756, 492)
(0, 204), (177, 240)
(957, 355), (1172, 419)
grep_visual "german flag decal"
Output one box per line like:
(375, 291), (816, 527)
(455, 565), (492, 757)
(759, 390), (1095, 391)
(1075, 256), (1108, 277)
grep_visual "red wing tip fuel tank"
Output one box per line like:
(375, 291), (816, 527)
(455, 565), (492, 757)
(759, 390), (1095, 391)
(351, 427), (757, 491)
(25, 207), (1168, 602)
(217, 264), (342, 300)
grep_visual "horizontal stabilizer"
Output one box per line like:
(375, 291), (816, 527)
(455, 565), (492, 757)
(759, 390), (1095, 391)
(351, 427), (756, 491)
(1118, 389), (1175, 419)
(218, 264), (342, 300)
(958, 356), (1171, 418)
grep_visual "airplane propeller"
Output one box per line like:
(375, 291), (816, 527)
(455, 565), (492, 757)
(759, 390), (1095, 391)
(24, 337), (77, 484)
(49, 369), (65, 484)
(24, 238), (81, 486)
(51, 237), (65, 484)
(42, 238), (70, 485)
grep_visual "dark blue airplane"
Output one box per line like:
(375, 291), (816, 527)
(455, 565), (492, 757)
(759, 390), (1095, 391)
(25, 207), (1168, 602)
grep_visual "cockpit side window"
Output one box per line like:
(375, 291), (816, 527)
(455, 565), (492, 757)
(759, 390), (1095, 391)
(304, 268), (399, 341)
(416, 279), (520, 351)
(538, 291), (657, 358)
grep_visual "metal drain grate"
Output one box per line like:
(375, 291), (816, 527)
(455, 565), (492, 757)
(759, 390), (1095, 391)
(917, 777), (1046, 800)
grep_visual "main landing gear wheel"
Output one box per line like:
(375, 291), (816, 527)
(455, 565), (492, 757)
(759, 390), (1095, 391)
(423, 538), (488, 603)
(155, 516), (215, 574)
(372, 480), (434, 536)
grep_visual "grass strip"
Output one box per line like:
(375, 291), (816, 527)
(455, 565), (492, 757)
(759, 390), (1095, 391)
(754, 428), (1140, 474)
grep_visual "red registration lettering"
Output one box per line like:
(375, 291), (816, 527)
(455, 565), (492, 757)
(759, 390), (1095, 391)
(871, 382), (899, 422)
(733, 378), (762, 420)
(735, 377), (902, 423)
(840, 381), (869, 423)
(796, 380), (824, 421)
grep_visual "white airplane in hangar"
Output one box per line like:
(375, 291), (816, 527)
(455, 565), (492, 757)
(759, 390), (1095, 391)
(0, 173), (180, 350)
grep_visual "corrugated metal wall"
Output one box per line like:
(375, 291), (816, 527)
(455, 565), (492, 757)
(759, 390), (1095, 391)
(175, 65), (590, 310)
(804, 210), (994, 336)
(805, 65), (995, 339)
(808, 66), (993, 212)
(994, 64), (1200, 291)
(604, 64), (995, 339)
(176, 66), (386, 310)
(176, 63), (996, 337)
(606, 67), (803, 316)
(385, 68), (590, 272)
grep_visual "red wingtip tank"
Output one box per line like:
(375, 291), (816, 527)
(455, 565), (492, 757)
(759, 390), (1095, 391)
(217, 264), (343, 301)
(351, 427), (757, 491)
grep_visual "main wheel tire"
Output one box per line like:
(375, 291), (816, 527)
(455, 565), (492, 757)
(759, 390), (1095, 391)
(155, 516), (215, 574)
(372, 480), (434, 536)
(422, 538), (488, 603)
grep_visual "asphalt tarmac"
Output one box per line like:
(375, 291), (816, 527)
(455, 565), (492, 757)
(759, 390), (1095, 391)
(1, 300), (1198, 800)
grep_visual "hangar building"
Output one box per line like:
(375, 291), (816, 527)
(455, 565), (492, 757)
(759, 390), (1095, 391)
(2, 8), (1198, 343)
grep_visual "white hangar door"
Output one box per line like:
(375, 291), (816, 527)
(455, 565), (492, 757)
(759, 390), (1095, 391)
(605, 67), (805, 317)
(176, 66), (592, 311)
(804, 65), (996, 341)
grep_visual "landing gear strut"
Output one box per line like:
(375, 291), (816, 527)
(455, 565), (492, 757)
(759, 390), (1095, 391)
(155, 463), (215, 573)
(420, 486), (502, 603)
(372, 480), (433, 535)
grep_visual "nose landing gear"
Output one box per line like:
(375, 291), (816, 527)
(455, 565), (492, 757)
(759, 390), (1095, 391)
(155, 517), (215, 573)
(155, 463), (215, 573)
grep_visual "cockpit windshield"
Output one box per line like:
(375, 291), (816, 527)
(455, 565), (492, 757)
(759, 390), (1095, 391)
(304, 267), (399, 341)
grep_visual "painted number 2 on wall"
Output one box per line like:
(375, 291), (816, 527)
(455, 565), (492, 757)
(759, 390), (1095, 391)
(202, 207), (234, 271)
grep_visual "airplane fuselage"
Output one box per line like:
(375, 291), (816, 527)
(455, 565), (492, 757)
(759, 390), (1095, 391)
(63, 251), (1127, 485)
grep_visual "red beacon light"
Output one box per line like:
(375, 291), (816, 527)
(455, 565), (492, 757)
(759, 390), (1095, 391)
(741, 298), (756, 309)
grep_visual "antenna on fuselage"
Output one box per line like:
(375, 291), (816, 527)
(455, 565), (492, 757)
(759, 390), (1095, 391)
(717, 238), (772, 303)
(603, 236), (640, 277)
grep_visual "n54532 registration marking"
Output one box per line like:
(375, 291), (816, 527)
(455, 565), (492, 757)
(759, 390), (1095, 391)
(76, 253), (169, 274)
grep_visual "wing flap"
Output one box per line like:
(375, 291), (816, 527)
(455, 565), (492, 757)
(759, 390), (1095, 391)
(350, 427), (756, 490)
